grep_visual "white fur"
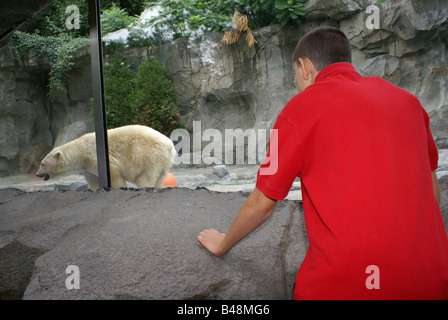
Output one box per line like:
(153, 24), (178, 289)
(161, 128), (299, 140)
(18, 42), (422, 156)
(36, 125), (175, 190)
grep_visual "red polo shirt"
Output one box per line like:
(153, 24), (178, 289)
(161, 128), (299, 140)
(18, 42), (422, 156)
(256, 62), (448, 299)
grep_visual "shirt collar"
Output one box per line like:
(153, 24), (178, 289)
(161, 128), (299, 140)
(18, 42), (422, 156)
(314, 62), (359, 83)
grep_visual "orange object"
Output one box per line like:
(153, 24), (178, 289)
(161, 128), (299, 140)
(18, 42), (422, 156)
(163, 172), (177, 187)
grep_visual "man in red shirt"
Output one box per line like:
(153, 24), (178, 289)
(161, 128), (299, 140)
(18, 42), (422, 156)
(198, 26), (448, 299)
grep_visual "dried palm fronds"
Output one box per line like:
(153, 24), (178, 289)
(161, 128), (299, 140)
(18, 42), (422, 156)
(245, 29), (256, 47)
(221, 11), (257, 47)
(233, 11), (249, 33)
(222, 29), (239, 45)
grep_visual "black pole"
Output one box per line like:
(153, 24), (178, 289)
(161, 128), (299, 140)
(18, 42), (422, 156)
(88, 0), (110, 189)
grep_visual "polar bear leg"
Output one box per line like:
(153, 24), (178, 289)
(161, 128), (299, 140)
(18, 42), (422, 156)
(110, 168), (127, 189)
(135, 174), (157, 189)
(84, 170), (127, 190)
(83, 171), (100, 190)
(154, 171), (167, 188)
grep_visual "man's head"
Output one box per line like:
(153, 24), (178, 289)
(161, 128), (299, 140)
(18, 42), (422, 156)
(293, 26), (352, 92)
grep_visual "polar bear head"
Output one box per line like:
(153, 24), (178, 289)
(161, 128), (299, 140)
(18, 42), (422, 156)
(36, 149), (65, 181)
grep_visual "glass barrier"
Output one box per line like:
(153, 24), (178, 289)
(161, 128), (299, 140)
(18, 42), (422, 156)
(0, 1), (95, 192)
(0, 0), (285, 196)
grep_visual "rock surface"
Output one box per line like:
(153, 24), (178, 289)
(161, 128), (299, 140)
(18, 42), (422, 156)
(150, 25), (300, 137)
(0, 45), (93, 176)
(430, 106), (448, 149)
(340, 0), (448, 117)
(440, 175), (448, 232)
(0, 174), (447, 300)
(0, 188), (308, 300)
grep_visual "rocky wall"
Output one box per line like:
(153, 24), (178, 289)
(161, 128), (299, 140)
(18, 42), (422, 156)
(0, 45), (93, 177)
(0, 51), (53, 177)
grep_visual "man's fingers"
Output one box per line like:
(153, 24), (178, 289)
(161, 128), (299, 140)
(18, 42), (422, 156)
(197, 229), (226, 256)
(198, 229), (211, 239)
(197, 229), (211, 245)
(198, 229), (221, 242)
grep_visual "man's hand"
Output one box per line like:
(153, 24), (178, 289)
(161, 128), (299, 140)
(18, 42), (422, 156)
(197, 229), (226, 256)
(197, 188), (277, 257)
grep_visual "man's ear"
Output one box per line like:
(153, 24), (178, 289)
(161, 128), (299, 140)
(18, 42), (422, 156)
(298, 57), (312, 81)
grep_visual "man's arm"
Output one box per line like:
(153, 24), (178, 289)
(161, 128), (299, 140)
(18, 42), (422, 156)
(197, 187), (277, 256)
(432, 171), (440, 205)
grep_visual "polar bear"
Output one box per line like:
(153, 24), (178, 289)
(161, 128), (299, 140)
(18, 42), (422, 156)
(36, 125), (176, 190)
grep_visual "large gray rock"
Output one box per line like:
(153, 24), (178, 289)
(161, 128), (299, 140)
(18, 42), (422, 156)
(0, 45), (93, 176)
(304, 0), (370, 21)
(0, 188), (307, 300)
(1, 175), (447, 300)
(440, 175), (448, 232)
(0, 49), (53, 176)
(51, 46), (94, 147)
(430, 105), (448, 149)
(340, 0), (448, 114)
(150, 25), (301, 137)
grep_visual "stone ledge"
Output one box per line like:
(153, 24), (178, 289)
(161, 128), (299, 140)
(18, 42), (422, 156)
(1, 175), (447, 300)
(0, 187), (307, 300)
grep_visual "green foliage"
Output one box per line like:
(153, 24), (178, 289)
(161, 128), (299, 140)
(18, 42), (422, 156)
(9, 31), (89, 95)
(149, 0), (307, 39)
(102, 55), (185, 135)
(133, 57), (183, 134)
(240, 0), (306, 29)
(10, 0), (147, 96)
(150, 0), (233, 38)
(101, 5), (138, 36)
(103, 55), (137, 128)
(21, 0), (90, 37)
(21, 0), (148, 37)
(126, 22), (161, 47)
(274, 0), (306, 27)
(106, 0), (150, 17)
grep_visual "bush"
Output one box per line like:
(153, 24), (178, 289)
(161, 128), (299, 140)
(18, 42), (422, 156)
(101, 5), (138, 36)
(133, 57), (183, 135)
(274, 0), (306, 27)
(102, 55), (185, 136)
(103, 55), (137, 128)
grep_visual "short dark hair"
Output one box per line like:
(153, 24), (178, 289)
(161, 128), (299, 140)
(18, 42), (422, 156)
(293, 26), (352, 71)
